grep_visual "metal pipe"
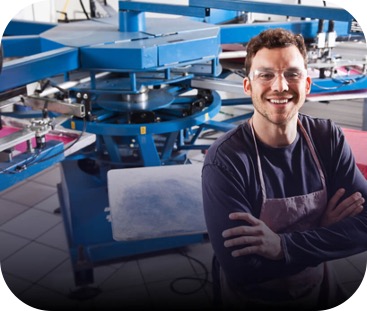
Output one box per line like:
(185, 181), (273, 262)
(219, 51), (247, 59)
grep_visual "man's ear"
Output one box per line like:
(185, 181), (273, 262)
(305, 76), (312, 94)
(243, 77), (252, 96)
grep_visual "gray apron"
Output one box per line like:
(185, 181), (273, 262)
(220, 118), (342, 309)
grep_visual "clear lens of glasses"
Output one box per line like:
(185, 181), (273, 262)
(249, 69), (307, 84)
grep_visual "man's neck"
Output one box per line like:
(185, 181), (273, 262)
(251, 114), (298, 148)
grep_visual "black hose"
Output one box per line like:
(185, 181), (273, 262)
(89, 0), (96, 18)
(79, 0), (90, 20)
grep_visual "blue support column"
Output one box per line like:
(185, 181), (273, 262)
(119, 10), (146, 32)
(102, 135), (122, 163)
(137, 134), (161, 166)
(160, 132), (179, 162)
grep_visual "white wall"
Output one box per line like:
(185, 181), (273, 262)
(12, 0), (188, 22)
(9, 0), (114, 22)
(12, 0), (56, 22)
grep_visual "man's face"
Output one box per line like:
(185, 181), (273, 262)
(243, 46), (311, 126)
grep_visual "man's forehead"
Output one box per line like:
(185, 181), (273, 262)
(253, 45), (301, 56)
(251, 46), (304, 66)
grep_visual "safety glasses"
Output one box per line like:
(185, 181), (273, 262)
(248, 68), (307, 85)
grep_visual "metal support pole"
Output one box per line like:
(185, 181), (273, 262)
(119, 10), (146, 32)
(363, 97), (367, 131)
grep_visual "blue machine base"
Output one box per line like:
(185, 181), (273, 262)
(58, 159), (205, 287)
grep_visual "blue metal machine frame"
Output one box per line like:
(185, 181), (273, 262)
(1, 0), (366, 292)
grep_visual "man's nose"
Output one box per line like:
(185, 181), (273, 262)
(271, 73), (289, 92)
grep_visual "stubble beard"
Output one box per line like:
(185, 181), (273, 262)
(253, 94), (302, 126)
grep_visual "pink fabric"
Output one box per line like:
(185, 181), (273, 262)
(343, 128), (367, 178)
(0, 125), (75, 153)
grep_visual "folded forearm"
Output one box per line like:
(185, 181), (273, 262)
(282, 213), (367, 266)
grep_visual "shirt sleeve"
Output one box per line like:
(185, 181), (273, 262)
(202, 162), (306, 286)
(282, 125), (367, 266)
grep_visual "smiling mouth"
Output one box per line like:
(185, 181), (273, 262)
(268, 98), (292, 104)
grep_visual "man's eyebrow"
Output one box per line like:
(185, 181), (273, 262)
(255, 67), (275, 71)
(256, 66), (305, 71)
(286, 66), (306, 71)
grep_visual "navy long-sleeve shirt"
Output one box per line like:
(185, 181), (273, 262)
(202, 113), (367, 287)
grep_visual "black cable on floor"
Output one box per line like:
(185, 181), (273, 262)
(169, 251), (212, 296)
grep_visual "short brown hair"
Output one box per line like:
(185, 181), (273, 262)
(244, 28), (308, 75)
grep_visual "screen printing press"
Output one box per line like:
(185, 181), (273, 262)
(1, 0), (367, 297)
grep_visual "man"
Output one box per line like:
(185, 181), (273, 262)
(202, 28), (367, 310)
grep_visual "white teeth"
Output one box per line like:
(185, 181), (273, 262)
(269, 99), (289, 104)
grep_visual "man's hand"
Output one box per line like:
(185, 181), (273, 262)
(222, 212), (284, 260)
(321, 188), (364, 227)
